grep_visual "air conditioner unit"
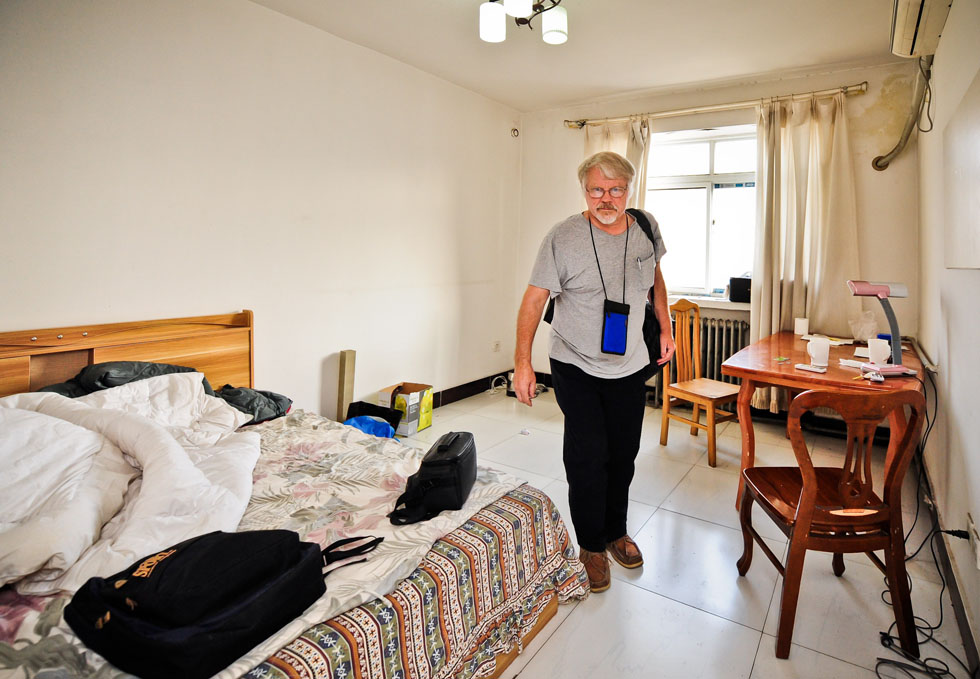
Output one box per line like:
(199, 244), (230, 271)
(890, 0), (952, 57)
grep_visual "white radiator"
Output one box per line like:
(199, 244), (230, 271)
(651, 317), (750, 408)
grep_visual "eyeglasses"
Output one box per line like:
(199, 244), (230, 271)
(586, 186), (627, 199)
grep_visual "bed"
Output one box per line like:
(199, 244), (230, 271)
(0, 312), (588, 679)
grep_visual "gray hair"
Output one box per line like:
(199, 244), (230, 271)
(577, 152), (635, 194)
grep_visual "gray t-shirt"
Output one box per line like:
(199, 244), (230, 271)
(529, 210), (666, 378)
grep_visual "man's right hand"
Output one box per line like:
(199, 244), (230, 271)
(513, 363), (537, 406)
(513, 285), (551, 407)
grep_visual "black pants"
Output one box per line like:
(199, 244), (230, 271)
(550, 358), (647, 553)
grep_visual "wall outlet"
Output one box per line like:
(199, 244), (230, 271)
(968, 512), (980, 571)
(491, 340), (501, 353)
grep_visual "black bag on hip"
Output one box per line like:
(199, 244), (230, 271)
(641, 300), (663, 379)
(63, 530), (382, 679)
(389, 431), (477, 525)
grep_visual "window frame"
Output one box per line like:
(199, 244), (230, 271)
(645, 127), (757, 296)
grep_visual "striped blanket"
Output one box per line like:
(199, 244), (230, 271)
(252, 485), (588, 679)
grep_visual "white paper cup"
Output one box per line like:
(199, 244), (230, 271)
(794, 317), (809, 335)
(868, 338), (890, 365)
(807, 337), (830, 367)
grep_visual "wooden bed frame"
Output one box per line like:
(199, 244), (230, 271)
(488, 594), (558, 678)
(0, 311), (254, 398)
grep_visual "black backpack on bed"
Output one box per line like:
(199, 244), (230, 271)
(64, 530), (382, 679)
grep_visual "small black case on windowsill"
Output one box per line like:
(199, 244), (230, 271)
(729, 276), (751, 303)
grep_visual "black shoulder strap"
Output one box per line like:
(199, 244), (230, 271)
(320, 535), (385, 574)
(627, 208), (660, 310)
(321, 535), (383, 565)
(388, 480), (437, 525)
(626, 208), (656, 247)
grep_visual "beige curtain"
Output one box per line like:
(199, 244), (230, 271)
(583, 117), (650, 208)
(751, 92), (862, 411)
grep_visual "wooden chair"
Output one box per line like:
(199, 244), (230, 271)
(736, 389), (926, 659)
(659, 299), (739, 466)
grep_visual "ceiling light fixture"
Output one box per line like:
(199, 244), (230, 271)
(503, 0), (533, 18)
(479, 0), (568, 45)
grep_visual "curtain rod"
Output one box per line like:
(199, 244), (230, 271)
(563, 81), (868, 129)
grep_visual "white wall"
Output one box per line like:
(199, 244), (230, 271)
(917, 0), (980, 650)
(516, 62), (920, 371)
(0, 0), (523, 414)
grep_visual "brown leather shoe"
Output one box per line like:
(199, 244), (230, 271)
(607, 535), (643, 569)
(579, 548), (611, 593)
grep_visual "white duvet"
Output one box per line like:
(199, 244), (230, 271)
(0, 373), (260, 595)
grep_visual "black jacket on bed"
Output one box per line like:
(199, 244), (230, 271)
(39, 361), (291, 424)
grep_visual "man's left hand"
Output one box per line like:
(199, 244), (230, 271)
(657, 332), (676, 365)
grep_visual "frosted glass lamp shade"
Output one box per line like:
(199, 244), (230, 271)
(479, 2), (506, 42)
(542, 6), (568, 44)
(504, 0), (533, 18)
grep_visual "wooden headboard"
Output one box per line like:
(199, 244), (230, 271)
(0, 311), (254, 398)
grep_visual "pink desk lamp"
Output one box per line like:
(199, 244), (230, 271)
(846, 280), (915, 376)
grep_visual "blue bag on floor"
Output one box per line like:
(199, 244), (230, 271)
(344, 415), (395, 438)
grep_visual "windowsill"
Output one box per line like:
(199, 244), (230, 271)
(668, 294), (751, 312)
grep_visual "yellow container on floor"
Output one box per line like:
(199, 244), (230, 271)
(377, 382), (433, 437)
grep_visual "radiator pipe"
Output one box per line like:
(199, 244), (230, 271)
(873, 56), (933, 171)
(908, 337), (939, 374)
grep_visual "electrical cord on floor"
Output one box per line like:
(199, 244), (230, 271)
(487, 376), (547, 397)
(904, 455), (930, 551)
(875, 530), (978, 678)
(905, 369), (939, 551)
(906, 515), (940, 562)
(488, 375), (508, 395)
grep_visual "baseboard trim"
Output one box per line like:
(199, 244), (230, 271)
(938, 534), (980, 673)
(919, 467), (980, 673)
(435, 371), (555, 408)
(435, 372), (507, 408)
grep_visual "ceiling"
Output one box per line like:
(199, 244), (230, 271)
(249, 0), (903, 112)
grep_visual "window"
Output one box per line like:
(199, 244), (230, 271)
(644, 124), (756, 295)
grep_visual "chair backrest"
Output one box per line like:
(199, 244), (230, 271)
(787, 389), (926, 530)
(669, 299), (701, 382)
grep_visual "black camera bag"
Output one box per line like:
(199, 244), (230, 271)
(389, 431), (477, 525)
(64, 529), (382, 679)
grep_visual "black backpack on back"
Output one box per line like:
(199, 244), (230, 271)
(64, 530), (382, 679)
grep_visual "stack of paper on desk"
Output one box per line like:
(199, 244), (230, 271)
(802, 334), (853, 346)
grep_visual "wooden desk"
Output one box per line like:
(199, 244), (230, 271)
(721, 331), (923, 507)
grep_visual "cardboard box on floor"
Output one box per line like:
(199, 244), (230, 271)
(377, 382), (433, 437)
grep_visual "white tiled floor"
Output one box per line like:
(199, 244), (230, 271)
(401, 390), (970, 679)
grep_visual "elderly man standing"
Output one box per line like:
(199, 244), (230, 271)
(513, 151), (674, 593)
